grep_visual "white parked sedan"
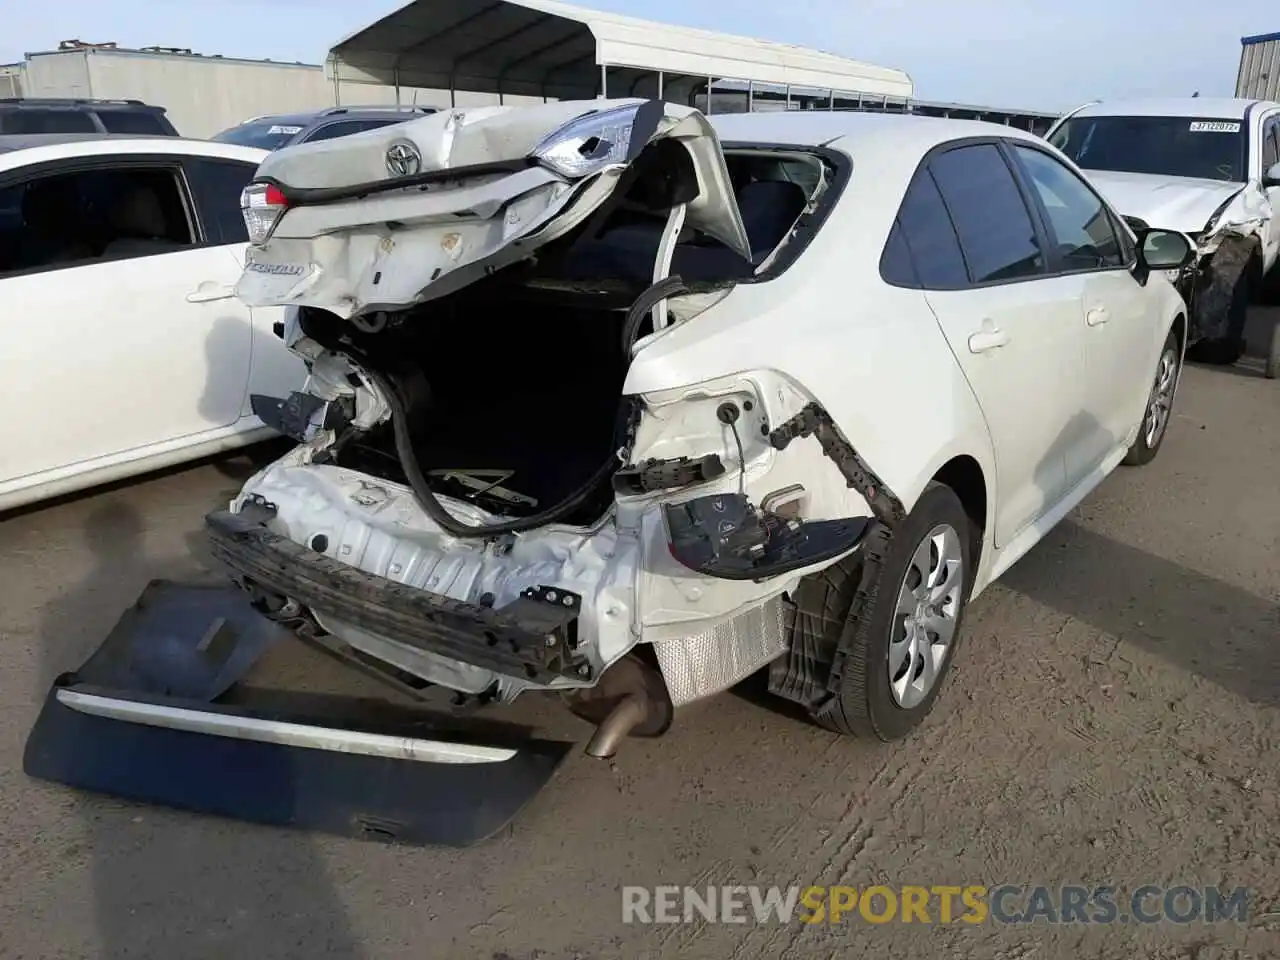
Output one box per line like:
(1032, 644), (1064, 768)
(213, 102), (1195, 751)
(0, 134), (308, 511)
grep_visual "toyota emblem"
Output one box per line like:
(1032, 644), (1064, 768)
(385, 140), (422, 177)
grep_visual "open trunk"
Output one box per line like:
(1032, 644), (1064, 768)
(217, 98), (883, 709)
(299, 279), (636, 526)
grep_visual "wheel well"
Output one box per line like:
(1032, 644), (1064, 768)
(933, 455), (987, 558)
(1171, 313), (1186, 354)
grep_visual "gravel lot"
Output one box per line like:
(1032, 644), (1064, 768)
(1, 353), (1277, 960)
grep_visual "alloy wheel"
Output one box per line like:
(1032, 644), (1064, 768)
(888, 523), (964, 709)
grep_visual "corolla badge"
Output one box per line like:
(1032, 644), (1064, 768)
(385, 140), (423, 177)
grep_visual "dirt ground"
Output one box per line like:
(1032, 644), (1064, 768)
(0, 356), (1278, 960)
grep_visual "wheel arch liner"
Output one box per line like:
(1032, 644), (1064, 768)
(22, 580), (570, 847)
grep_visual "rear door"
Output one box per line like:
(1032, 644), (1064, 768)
(901, 142), (1088, 547)
(1008, 143), (1156, 475)
(0, 153), (254, 488)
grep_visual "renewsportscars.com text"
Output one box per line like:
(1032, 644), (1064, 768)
(622, 884), (1249, 925)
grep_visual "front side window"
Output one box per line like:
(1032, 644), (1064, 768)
(1049, 115), (1247, 182)
(0, 164), (195, 276)
(928, 144), (1045, 284)
(1013, 145), (1124, 270)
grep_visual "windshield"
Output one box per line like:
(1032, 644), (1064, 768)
(1049, 115), (1247, 182)
(211, 120), (305, 150)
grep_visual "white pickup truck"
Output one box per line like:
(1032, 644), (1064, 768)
(1047, 97), (1280, 364)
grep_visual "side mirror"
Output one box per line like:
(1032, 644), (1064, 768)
(1137, 228), (1196, 272)
(1263, 161), (1280, 188)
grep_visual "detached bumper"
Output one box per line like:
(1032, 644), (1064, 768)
(23, 581), (570, 847)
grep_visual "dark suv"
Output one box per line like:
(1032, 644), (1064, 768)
(0, 98), (178, 136)
(210, 105), (438, 151)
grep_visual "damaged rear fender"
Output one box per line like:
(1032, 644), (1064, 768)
(614, 371), (899, 637)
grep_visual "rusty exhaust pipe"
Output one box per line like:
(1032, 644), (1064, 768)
(584, 693), (652, 759)
(566, 656), (673, 759)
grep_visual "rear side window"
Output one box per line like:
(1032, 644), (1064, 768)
(184, 157), (257, 244)
(880, 221), (918, 286)
(98, 110), (170, 136)
(928, 144), (1045, 284)
(884, 167), (969, 289)
(0, 109), (97, 134)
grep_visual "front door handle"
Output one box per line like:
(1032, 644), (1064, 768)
(968, 325), (1010, 354)
(1086, 306), (1110, 326)
(187, 282), (237, 303)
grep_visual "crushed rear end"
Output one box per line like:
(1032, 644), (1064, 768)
(26, 99), (893, 842)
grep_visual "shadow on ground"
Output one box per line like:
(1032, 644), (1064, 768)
(1003, 519), (1280, 709)
(35, 500), (363, 959)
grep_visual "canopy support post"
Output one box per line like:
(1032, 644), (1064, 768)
(829, 88), (835, 111)
(747, 80), (754, 112)
(785, 84), (792, 110)
(600, 64), (607, 99)
(706, 76), (713, 114)
(657, 71), (664, 101)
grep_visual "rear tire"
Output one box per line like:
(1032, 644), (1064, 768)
(1123, 328), (1180, 467)
(811, 482), (973, 741)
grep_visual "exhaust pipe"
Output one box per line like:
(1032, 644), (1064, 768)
(566, 656), (673, 759)
(584, 693), (652, 759)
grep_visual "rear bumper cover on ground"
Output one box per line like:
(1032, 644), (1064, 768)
(23, 580), (570, 847)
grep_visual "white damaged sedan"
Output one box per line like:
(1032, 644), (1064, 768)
(214, 100), (1195, 751)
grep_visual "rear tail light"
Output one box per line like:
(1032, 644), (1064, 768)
(240, 181), (289, 245)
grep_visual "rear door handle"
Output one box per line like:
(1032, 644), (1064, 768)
(1086, 306), (1110, 326)
(968, 326), (1010, 354)
(187, 282), (237, 303)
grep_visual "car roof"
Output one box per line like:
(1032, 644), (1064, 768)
(0, 97), (164, 110)
(0, 133), (267, 164)
(1067, 98), (1275, 120)
(709, 109), (1045, 152)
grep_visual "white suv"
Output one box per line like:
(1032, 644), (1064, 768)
(1048, 97), (1280, 364)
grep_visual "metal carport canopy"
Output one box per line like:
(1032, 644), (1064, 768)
(326, 0), (913, 104)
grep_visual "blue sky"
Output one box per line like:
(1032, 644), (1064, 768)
(4, 0), (1275, 112)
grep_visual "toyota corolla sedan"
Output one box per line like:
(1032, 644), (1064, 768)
(26, 103), (1197, 845)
